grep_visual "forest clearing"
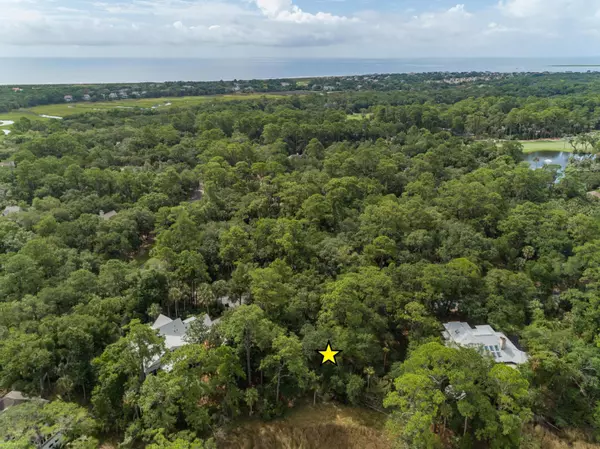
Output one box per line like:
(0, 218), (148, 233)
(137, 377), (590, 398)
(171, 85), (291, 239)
(519, 139), (574, 153)
(0, 93), (286, 123)
(218, 403), (391, 449)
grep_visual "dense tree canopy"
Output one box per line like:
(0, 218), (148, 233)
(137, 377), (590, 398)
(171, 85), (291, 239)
(2, 71), (600, 448)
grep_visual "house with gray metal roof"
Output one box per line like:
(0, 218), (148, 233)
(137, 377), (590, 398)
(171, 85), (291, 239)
(145, 313), (220, 374)
(442, 322), (528, 366)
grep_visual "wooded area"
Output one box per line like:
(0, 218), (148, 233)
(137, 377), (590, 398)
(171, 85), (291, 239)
(2, 72), (600, 448)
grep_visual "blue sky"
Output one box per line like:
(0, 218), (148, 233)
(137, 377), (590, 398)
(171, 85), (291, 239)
(0, 0), (599, 57)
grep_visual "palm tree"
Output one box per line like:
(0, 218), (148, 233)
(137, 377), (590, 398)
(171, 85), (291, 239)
(168, 285), (185, 317)
(196, 283), (215, 315)
(364, 366), (375, 390)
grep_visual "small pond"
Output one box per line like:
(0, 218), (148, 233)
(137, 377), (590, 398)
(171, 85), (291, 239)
(0, 120), (13, 136)
(523, 151), (572, 171)
(523, 151), (595, 180)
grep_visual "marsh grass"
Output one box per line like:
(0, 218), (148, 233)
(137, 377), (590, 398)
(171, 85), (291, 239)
(218, 403), (391, 449)
(522, 427), (600, 449)
(219, 404), (600, 449)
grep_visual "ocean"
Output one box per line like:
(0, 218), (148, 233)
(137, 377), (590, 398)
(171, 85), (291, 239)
(1, 57), (600, 84)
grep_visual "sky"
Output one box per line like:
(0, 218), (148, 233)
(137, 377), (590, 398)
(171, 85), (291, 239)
(0, 0), (599, 58)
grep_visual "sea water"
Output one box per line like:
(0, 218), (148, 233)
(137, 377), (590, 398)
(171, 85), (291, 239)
(2, 57), (600, 84)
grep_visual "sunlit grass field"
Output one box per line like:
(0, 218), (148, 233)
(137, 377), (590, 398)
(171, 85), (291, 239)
(519, 139), (574, 153)
(0, 93), (288, 122)
(490, 139), (579, 154)
(346, 113), (373, 121)
(0, 112), (45, 122)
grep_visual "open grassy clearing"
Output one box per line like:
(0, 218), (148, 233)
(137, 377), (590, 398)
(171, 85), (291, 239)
(526, 427), (600, 449)
(218, 403), (390, 449)
(0, 111), (46, 122)
(519, 139), (574, 153)
(29, 93), (286, 117)
(346, 113), (374, 121)
(217, 402), (600, 449)
(0, 93), (288, 122)
(489, 139), (580, 153)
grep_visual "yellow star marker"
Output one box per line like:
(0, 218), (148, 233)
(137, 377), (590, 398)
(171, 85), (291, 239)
(318, 341), (341, 365)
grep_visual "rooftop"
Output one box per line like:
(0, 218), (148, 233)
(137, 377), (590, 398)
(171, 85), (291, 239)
(587, 191), (600, 200)
(99, 210), (118, 220)
(2, 206), (21, 216)
(145, 313), (220, 373)
(442, 322), (528, 365)
(0, 390), (46, 413)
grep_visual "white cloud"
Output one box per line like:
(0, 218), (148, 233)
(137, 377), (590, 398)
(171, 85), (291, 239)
(254, 0), (352, 23)
(499, 0), (600, 21)
(484, 21), (517, 34)
(498, 0), (545, 18)
(0, 0), (599, 56)
(255, 0), (290, 17)
(448, 4), (471, 16)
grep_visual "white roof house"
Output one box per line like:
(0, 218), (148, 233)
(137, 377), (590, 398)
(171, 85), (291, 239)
(218, 295), (243, 309)
(2, 206), (21, 216)
(99, 210), (118, 220)
(442, 322), (528, 365)
(145, 313), (220, 374)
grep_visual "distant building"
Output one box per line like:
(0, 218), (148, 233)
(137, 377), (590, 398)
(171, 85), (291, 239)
(587, 191), (600, 200)
(108, 93), (118, 100)
(99, 210), (118, 220)
(442, 322), (528, 366)
(0, 392), (61, 448)
(2, 205), (21, 216)
(0, 161), (15, 168)
(145, 313), (220, 374)
(39, 432), (63, 449)
(64, 95), (73, 102)
(82, 94), (91, 101)
(0, 391), (35, 412)
(11, 87), (23, 92)
(218, 295), (243, 309)
(189, 181), (205, 202)
(281, 82), (290, 87)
